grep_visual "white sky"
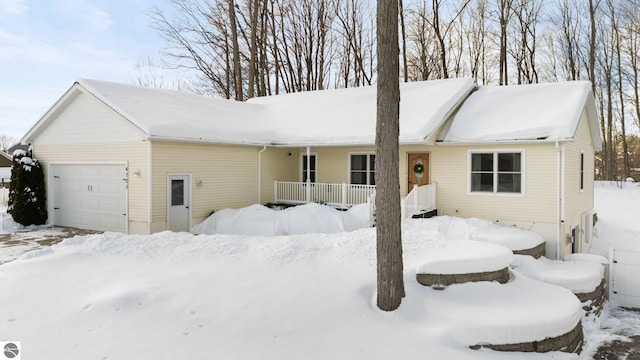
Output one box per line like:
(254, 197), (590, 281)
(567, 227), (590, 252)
(0, 0), (173, 140)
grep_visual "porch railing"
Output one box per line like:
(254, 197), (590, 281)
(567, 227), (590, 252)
(402, 183), (437, 218)
(274, 181), (376, 209)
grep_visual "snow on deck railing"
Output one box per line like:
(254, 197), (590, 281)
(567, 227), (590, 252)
(402, 183), (437, 218)
(274, 181), (376, 208)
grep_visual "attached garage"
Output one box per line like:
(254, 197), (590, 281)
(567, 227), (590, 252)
(50, 163), (127, 232)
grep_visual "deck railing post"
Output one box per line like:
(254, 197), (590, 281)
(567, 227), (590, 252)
(274, 181), (278, 203)
(413, 184), (418, 215)
(341, 183), (347, 208)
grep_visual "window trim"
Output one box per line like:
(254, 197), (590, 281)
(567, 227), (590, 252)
(467, 149), (526, 197)
(348, 152), (376, 185)
(300, 152), (318, 183)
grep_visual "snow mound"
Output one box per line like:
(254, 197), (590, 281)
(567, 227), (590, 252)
(511, 255), (604, 293)
(404, 216), (545, 251)
(417, 240), (513, 275)
(563, 253), (608, 264)
(192, 203), (371, 235)
(419, 273), (583, 346)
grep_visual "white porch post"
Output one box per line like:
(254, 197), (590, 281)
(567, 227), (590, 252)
(306, 146), (311, 202)
(412, 184), (418, 213)
(274, 180), (278, 203)
(341, 183), (347, 208)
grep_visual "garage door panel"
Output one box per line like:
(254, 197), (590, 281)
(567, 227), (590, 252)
(51, 164), (127, 233)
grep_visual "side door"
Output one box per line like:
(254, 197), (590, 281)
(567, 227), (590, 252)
(167, 174), (191, 232)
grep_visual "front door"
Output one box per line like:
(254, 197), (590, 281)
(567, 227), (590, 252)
(168, 174), (191, 232)
(408, 153), (430, 191)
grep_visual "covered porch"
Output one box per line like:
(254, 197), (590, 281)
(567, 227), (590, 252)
(273, 180), (437, 219)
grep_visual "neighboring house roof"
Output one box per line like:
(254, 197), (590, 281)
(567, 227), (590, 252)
(6, 144), (28, 156)
(22, 78), (601, 149)
(0, 151), (12, 167)
(438, 81), (602, 150)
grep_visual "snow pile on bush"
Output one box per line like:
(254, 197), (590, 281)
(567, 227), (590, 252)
(192, 203), (371, 235)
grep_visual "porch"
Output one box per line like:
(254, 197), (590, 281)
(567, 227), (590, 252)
(273, 180), (437, 219)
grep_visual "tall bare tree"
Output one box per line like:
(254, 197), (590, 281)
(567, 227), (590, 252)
(0, 134), (18, 153)
(497, 0), (514, 85)
(376, 0), (404, 312)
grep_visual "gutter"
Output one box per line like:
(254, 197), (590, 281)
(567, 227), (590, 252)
(435, 138), (574, 147)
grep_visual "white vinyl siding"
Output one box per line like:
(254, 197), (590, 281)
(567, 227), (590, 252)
(29, 90), (146, 145)
(431, 144), (555, 224)
(563, 110), (596, 255)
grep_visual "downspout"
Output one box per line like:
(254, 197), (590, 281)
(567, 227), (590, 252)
(556, 141), (566, 260)
(148, 140), (153, 234)
(556, 141), (561, 260)
(561, 143), (566, 258)
(306, 146), (311, 202)
(258, 146), (267, 204)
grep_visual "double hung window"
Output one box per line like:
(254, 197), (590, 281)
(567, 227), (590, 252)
(470, 151), (523, 194)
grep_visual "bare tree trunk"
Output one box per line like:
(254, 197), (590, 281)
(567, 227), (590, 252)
(588, 0), (597, 94)
(498, 0), (513, 85)
(247, 0), (260, 98)
(376, 0), (404, 312)
(399, 0), (408, 82)
(611, 0), (630, 178)
(229, 0), (243, 100)
(432, 0), (449, 78)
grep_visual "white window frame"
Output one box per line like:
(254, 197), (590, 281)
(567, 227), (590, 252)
(348, 152), (376, 185)
(300, 152), (318, 182)
(580, 150), (585, 192)
(467, 149), (526, 197)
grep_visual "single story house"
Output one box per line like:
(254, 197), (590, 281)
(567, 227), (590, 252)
(20, 78), (601, 259)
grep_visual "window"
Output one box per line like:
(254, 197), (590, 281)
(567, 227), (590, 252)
(470, 151), (523, 194)
(350, 154), (375, 185)
(171, 179), (184, 206)
(302, 154), (316, 182)
(580, 152), (585, 190)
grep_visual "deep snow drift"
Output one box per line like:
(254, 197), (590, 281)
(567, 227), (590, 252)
(1, 181), (639, 359)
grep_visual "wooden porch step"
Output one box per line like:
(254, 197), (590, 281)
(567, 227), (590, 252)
(411, 209), (437, 219)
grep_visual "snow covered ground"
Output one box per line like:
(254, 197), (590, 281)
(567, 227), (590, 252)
(0, 181), (638, 359)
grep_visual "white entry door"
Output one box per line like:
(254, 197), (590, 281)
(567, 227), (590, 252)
(167, 174), (191, 232)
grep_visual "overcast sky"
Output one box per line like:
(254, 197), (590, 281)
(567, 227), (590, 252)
(0, 0), (171, 140)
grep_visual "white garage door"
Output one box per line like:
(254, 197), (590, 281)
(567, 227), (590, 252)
(51, 164), (127, 232)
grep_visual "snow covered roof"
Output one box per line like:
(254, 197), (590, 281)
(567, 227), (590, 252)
(22, 78), (600, 149)
(248, 78), (476, 146)
(438, 81), (602, 150)
(22, 78), (475, 147)
(78, 79), (271, 145)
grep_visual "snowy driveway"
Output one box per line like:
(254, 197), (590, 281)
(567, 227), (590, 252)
(0, 226), (99, 264)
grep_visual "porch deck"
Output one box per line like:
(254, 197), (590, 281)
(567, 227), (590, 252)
(273, 181), (436, 219)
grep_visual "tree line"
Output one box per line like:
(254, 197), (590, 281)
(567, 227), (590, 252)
(147, 0), (640, 181)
